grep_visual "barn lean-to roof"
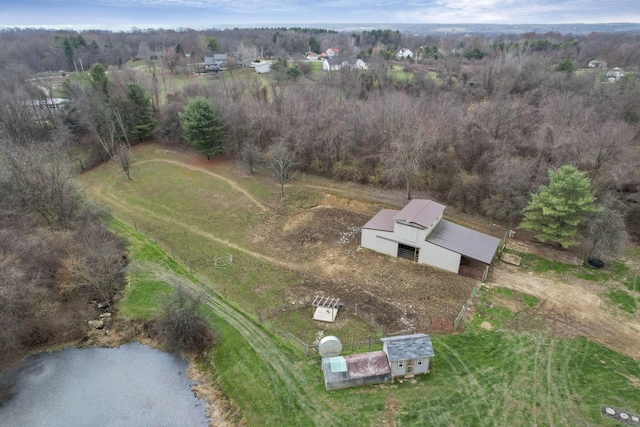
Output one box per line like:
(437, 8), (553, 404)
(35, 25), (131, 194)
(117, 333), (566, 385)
(426, 220), (500, 265)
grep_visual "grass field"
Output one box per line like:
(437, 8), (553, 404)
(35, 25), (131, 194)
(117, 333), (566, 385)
(77, 143), (640, 426)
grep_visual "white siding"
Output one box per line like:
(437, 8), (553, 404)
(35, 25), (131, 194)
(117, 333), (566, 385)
(395, 223), (419, 244)
(361, 230), (398, 257)
(392, 360), (406, 377)
(414, 358), (430, 375)
(419, 242), (460, 273)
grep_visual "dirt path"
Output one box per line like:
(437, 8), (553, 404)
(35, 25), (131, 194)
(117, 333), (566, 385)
(134, 159), (269, 211)
(98, 190), (296, 270)
(488, 263), (640, 360)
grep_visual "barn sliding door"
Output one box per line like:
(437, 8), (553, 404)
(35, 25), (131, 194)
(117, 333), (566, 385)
(398, 244), (419, 262)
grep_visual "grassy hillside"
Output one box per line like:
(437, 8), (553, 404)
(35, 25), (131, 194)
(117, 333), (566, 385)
(77, 143), (640, 426)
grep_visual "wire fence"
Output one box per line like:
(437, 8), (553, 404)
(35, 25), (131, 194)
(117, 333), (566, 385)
(117, 214), (467, 357)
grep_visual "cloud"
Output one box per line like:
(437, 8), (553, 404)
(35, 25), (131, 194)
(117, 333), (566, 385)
(3, 0), (639, 28)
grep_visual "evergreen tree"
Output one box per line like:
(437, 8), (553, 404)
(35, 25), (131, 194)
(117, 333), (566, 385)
(520, 165), (598, 248)
(125, 83), (156, 141)
(179, 97), (225, 159)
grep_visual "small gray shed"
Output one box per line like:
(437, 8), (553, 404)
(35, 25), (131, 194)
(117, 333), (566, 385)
(381, 333), (435, 381)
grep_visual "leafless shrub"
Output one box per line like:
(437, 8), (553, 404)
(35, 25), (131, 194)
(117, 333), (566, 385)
(151, 284), (216, 355)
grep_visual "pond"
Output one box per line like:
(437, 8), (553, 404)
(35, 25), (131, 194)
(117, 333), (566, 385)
(0, 342), (210, 426)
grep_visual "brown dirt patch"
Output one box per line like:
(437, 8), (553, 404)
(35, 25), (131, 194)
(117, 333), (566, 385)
(255, 202), (477, 334)
(488, 263), (640, 360)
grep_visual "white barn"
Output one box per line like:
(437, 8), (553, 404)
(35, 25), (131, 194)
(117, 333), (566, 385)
(381, 333), (434, 381)
(361, 199), (500, 280)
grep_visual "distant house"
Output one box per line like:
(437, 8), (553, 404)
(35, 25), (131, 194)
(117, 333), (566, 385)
(588, 59), (607, 68)
(204, 53), (228, 72)
(381, 333), (434, 381)
(396, 48), (414, 60)
(318, 47), (339, 60)
(323, 57), (367, 71)
(203, 54), (229, 73)
(254, 62), (271, 74)
(606, 67), (625, 82)
(321, 351), (391, 391)
(361, 199), (500, 281)
(305, 52), (319, 61)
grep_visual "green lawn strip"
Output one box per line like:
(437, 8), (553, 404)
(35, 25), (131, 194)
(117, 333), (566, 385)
(606, 288), (638, 313)
(110, 217), (330, 426)
(208, 313), (317, 426)
(266, 306), (383, 349)
(113, 211), (298, 315)
(624, 275), (640, 293)
(397, 332), (640, 426)
(517, 252), (633, 285)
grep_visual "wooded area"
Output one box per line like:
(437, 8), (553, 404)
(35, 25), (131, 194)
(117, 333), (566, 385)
(1, 26), (640, 368)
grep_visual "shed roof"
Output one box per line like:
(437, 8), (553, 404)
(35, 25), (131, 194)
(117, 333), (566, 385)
(322, 351), (390, 380)
(344, 351), (390, 379)
(393, 199), (445, 229)
(426, 220), (500, 265)
(381, 333), (434, 361)
(362, 209), (397, 232)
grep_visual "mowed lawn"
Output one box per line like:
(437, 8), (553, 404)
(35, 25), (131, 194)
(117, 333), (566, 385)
(81, 143), (299, 316)
(77, 143), (640, 426)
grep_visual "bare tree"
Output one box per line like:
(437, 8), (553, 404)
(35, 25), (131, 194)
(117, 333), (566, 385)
(1, 139), (80, 229)
(268, 138), (297, 198)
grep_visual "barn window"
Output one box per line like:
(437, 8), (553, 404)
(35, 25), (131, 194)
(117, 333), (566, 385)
(398, 361), (404, 369)
(417, 358), (423, 366)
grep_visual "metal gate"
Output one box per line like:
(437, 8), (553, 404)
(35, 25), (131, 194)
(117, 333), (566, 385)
(398, 244), (419, 262)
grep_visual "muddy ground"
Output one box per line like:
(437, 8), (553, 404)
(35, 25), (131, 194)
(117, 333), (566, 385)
(252, 194), (478, 334)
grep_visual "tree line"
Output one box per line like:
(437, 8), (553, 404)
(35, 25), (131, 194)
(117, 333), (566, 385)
(1, 28), (640, 368)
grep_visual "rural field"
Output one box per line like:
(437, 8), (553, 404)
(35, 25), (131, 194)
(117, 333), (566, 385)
(77, 142), (640, 426)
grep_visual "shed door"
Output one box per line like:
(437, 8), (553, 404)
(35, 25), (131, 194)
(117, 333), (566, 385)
(406, 360), (414, 374)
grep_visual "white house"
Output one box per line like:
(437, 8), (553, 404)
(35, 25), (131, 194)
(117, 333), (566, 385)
(588, 59), (607, 68)
(361, 199), (500, 280)
(254, 62), (271, 74)
(323, 57), (367, 71)
(396, 48), (414, 60)
(381, 333), (434, 381)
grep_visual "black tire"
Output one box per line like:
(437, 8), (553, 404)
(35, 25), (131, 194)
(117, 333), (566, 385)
(587, 258), (605, 269)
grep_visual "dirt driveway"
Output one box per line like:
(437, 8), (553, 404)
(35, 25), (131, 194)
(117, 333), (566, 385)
(487, 262), (640, 360)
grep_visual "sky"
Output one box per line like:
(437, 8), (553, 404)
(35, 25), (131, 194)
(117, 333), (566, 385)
(1, 0), (639, 30)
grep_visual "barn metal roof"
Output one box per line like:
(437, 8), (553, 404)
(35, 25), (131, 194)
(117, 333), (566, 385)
(362, 209), (397, 232)
(426, 220), (501, 265)
(380, 333), (434, 361)
(393, 199), (446, 229)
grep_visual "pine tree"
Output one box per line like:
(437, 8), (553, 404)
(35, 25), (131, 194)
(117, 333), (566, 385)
(520, 165), (598, 248)
(179, 97), (225, 159)
(125, 83), (156, 141)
